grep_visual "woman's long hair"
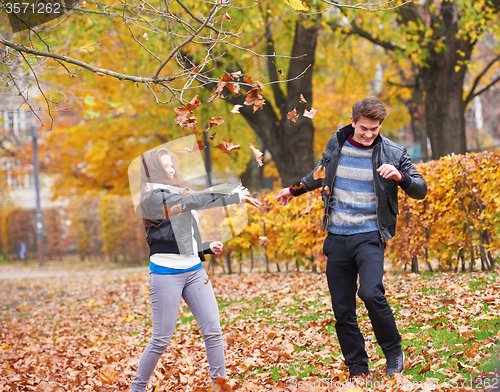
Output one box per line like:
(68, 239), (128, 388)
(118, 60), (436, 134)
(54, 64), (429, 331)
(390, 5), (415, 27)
(140, 149), (182, 227)
(140, 149), (182, 191)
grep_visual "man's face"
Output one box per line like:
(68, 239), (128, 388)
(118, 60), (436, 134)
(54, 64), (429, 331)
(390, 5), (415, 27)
(351, 116), (382, 147)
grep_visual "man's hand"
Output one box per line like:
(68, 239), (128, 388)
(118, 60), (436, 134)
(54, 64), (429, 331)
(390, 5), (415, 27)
(276, 187), (294, 206)
(210, 241), (223, 254)
(377, 164), (402, 182)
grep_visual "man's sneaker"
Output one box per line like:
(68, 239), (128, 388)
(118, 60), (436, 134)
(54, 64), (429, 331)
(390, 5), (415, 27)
(349, 364), (370, 378)
(386, 351), (404, 377)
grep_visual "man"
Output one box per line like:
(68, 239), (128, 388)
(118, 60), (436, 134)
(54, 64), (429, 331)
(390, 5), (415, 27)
(276, 97), (427, 378)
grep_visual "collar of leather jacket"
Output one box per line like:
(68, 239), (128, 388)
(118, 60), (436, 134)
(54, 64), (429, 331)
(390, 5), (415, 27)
(337, 123), (383, 148)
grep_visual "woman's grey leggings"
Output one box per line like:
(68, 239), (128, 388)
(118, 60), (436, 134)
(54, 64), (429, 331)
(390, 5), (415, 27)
(130, 268), (226, 391)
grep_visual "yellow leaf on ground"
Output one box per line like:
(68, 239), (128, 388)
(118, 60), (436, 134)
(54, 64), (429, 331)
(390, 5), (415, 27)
(124, 314), (135, 322)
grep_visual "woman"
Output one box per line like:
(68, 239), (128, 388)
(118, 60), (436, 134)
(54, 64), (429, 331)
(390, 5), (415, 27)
(131, 148), (260, 391)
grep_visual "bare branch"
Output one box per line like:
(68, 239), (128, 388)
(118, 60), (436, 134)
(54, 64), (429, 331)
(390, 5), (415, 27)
(175, 0), (238, 37)
(465, 54), (500, 105)
(0, 38), (175, 84)
(320, 0), (414, 12)
(466, 75), (500, 105)
(18, 52), (55, 130)
(153, 4), (220, 79)
(123, 12), (162, 63)
(4, 64), (45, 129)
(347, 19), (405, 52)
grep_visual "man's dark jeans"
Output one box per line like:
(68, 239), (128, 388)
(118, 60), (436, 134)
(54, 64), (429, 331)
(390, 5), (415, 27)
(324, 230), (401, 376)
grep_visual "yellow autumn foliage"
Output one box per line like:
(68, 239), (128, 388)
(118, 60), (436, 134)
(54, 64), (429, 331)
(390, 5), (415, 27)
(229, 151), (500, 272)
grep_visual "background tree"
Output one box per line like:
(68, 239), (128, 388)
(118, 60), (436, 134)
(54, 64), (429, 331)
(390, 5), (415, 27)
(1, 0), (419, 191)
(330, 0), (500, 158)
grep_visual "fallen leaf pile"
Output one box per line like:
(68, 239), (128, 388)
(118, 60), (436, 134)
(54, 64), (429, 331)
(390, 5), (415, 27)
(1, 267), (499, 391)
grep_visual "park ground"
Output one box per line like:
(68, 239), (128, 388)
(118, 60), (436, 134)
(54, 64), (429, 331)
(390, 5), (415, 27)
(1, 262), (500, 392)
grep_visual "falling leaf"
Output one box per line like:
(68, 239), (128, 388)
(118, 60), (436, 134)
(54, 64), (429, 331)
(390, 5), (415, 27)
(313, 166), (326, 180)
(299, 94), (307, 104)
(178, 147), (194, 156)
(258, 236), (269, 246)
(301, 193), (314, 215)
(304, 107), (318, 119)
(209, 117), (225, 128)
(287, 108), (298, 122)
(186, 95), (201, 111)
(210, 133), (216, 141)
(174, 109), (197, 129)
(249, 143), (264, 167)
(231, 104), (243, 113)
(204, 265), (212, 284)
(81, 0), (87, 6)
(142, 32), (149, 41)
(194, 139), (204, 151)
(231, 71), (242, 79)
(215, 139), (241, 154)
(206, 92), (220, 103)
(174, 95), (201, 129)
(244, 89), (265, 112)
(323, 185), (330, 195)
(222, 12), (231, 21)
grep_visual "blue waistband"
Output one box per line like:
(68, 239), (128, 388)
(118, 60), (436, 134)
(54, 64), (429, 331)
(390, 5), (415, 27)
(149, 262), (203, 274)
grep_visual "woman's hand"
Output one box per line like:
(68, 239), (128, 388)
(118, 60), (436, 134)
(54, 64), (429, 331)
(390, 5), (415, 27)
(210, 241), (224, 254)
(240, 196), (262, 210)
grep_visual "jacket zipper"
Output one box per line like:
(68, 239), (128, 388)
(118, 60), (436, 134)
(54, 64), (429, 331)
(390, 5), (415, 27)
(324, 153), (340, 230)
(371, 142), (385, 243)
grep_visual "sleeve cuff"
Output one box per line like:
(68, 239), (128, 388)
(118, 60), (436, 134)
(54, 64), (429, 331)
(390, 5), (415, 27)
(398, 171), (411, 189)
(227, 193), (241, 205)
(203, 241), (215, 254)
(290, 181), (307, 197)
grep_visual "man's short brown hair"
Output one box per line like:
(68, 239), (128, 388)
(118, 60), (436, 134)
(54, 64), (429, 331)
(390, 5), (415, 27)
(352, 96), (388, 124)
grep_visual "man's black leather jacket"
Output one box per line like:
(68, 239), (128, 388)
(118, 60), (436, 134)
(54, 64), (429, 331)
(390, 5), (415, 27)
(291, 124), (427, 242)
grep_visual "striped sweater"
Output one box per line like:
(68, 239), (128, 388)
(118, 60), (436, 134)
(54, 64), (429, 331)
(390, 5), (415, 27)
(328, 137), (378, 235)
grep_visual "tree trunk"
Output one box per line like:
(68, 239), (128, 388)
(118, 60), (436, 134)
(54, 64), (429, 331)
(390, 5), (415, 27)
(411, 255), (419, 273)
(421, 37), (473, 158)
(349, 1), (500, 159)
(221, 19), (319, 186)
(407, 79), (429, 160)
(226, 253), (232, 275)
(240, 150), (265, 191)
